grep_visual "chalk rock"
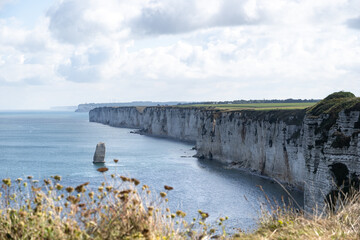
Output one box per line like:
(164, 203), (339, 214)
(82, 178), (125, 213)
(93, 142), (106, 163)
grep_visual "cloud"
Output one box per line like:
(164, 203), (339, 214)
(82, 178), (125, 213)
(347, 16), (360, 29)
(47, 0), (105, 44)
(1, 0), (360, 109)
(131, 0), (262, 35)
(47, 0), (136, 44)
(46, 0), (264, 42)
(57, 53), (101, 83)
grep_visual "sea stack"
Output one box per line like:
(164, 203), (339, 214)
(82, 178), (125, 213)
(93, 142), (106, 163)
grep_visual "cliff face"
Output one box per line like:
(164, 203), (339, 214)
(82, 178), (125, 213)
(89, 107), (202, 142)
(304, 110), (360, 212)
(90, 107), (306, 188)
(195, 110), (306, 188)
(89, 103), (360, 211)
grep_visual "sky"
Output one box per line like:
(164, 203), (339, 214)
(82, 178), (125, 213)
(0, 0), (360, 109)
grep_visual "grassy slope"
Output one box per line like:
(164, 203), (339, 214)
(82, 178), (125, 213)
(179, 102), (317, 111)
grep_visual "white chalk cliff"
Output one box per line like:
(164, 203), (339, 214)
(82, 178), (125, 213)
(89, 96), (360, 211)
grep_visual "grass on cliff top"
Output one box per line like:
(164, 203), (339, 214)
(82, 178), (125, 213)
(307, 91), (360, 117)
(179, 102), (317, 111)
(2, 163), (360, 239)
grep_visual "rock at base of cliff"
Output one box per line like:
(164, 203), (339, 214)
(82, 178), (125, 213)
(93, 142), (106, 163)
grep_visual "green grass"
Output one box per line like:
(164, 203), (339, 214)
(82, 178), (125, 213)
(179, 102), (317, 111)
(307, 91), (360, 116)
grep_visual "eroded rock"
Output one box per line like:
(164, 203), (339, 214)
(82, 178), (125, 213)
(93, 142), (106, 163)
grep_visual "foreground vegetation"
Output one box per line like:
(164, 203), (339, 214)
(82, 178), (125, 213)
(180, 102), (317, 111)
(1, 164), (360, 239)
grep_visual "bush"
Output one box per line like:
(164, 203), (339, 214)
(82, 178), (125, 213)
(324, 91), (355, 101)
(307, 92), (359, 117)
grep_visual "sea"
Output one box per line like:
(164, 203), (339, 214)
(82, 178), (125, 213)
(0, 111), (303, 231)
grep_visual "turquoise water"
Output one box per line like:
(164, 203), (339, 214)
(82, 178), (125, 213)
(0, 111), (303, 231)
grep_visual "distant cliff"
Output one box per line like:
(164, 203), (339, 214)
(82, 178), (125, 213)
(89, 92), (360, 211)
(76, 102), (185, 112)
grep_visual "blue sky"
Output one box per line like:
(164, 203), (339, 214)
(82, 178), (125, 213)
(0, 0), (360, 109)
(0, 0), (54, 27)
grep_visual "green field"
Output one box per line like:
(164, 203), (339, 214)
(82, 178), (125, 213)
(179, 102), (318, 111)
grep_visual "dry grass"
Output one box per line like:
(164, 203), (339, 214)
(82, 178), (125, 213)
(2, 168), (360, 239)
(236, 191), (360, 240)
(0, 167), (228, 239)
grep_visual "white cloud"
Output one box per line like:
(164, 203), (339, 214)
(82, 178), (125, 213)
(347, 16), (360, 29)
(1, 0), (360, 109)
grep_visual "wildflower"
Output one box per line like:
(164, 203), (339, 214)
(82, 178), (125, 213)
(119, 194), (128, 201)
(142, 185), (149, 190)
(105, 186), (113, 192)
(2, 178), (11, 187)
(53, 175), (61, 181)
(97, 167), (108, 173)
(164, 185), (174, 191)
(31, 186), (41, 192)
(27, 176), (33, 179)
(66, 187), (74, 193)
(131, 178), (140, 186)
(19, 211), (27, 217)
(78, 203), (86, 208)
(160, 192), (167, 198)
(120, 189), (131, 194)
(75, 184), (87, 193)
(113, 159), (119, 163)
(66, 196), (80, 204)
(111, 174), (115, 178)
(98, 186), (104, 192)
(176, 210), (186, 218)
(55, 207), (63, 213)
(44, 179), (51, 185)
(16, 178), (23, 183)
(55, 184), (63, 191)
(201, 212), (209, 219)
(120, 176), (130, 182)
(88, 192), (94, 199)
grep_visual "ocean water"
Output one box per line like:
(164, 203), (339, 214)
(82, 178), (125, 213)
(0, 111), (303, 231)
